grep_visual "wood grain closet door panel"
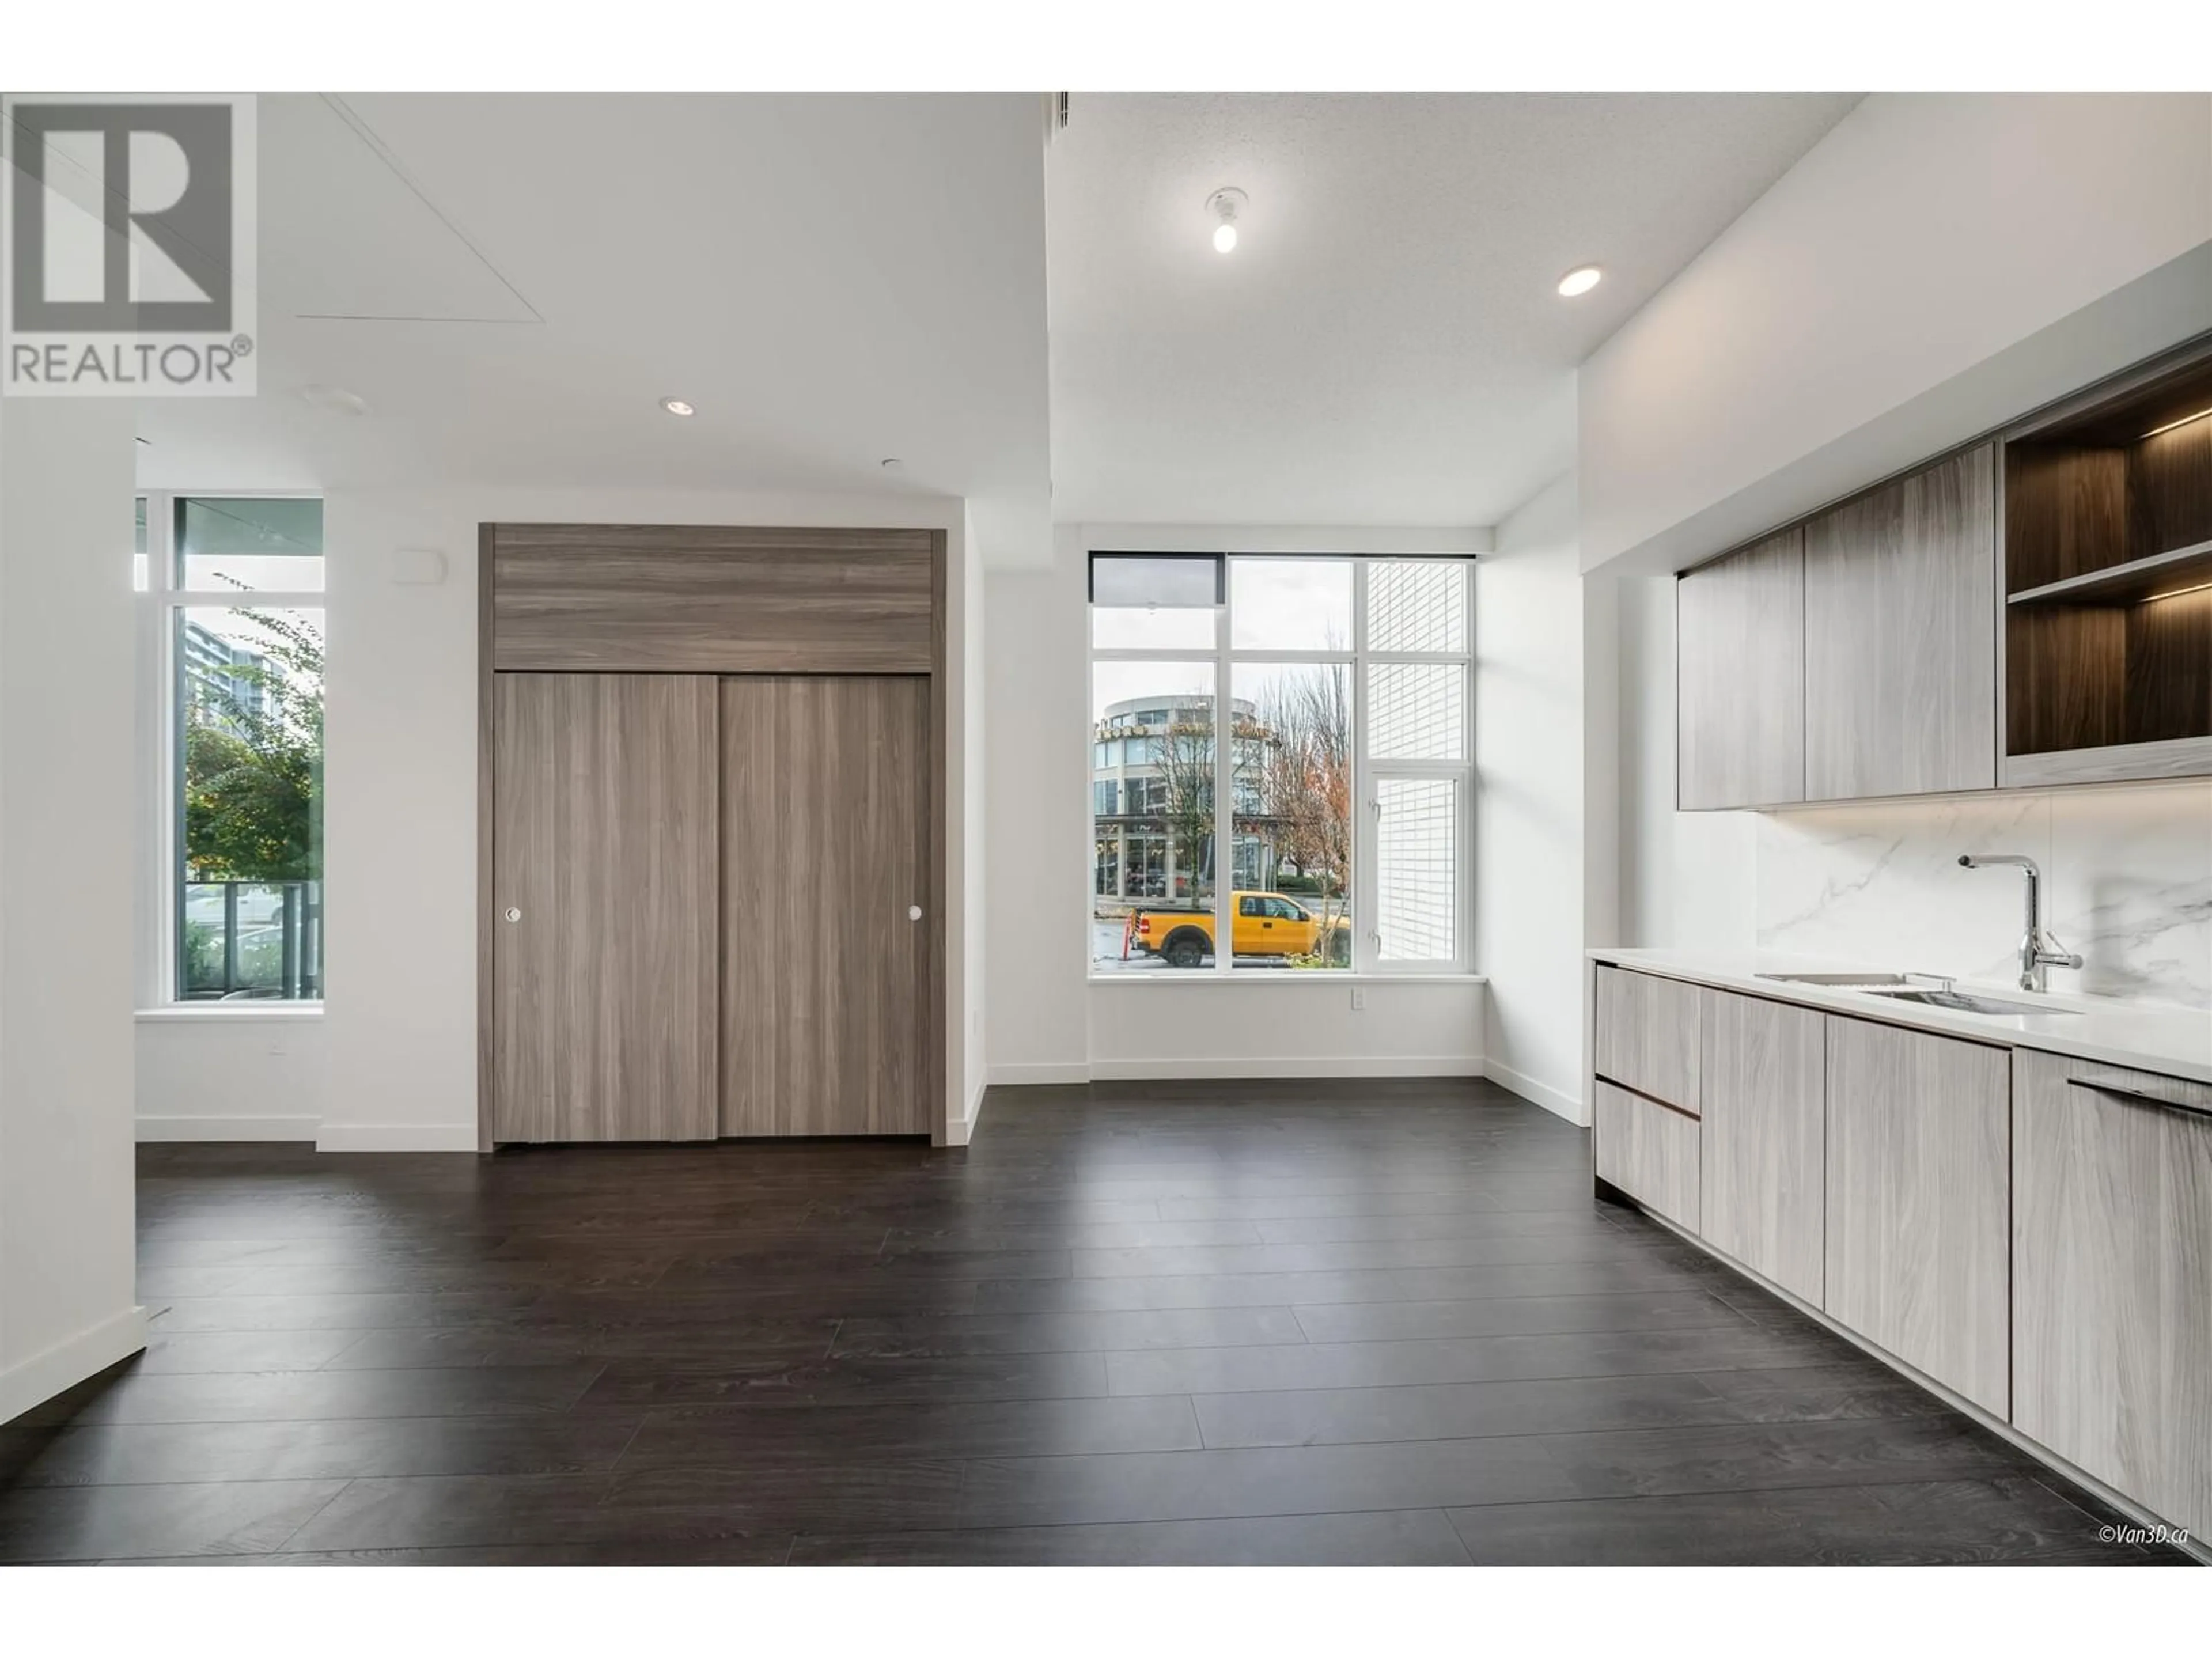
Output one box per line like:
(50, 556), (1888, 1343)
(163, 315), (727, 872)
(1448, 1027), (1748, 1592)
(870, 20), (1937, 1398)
(491, 525), (934, 673)
(721, 676), (930, 1137)
(491, 674), (719, 1142)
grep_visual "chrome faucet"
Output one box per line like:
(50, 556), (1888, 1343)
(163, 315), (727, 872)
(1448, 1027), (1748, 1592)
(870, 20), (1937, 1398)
(1957, 854), (2083, 993)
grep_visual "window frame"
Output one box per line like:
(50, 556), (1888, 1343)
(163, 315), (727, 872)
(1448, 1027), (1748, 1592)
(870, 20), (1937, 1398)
(1088, 551), (1474, 979)
(138, 489), (328, 1011)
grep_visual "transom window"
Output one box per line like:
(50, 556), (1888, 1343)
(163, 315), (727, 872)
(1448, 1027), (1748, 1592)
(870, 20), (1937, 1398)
(139, 494), (326, 1003)
(1089, 552), (1472, 975)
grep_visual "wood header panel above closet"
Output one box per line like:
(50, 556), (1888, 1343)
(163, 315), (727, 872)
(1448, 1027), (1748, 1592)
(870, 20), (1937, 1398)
(490, 524), (937, 673)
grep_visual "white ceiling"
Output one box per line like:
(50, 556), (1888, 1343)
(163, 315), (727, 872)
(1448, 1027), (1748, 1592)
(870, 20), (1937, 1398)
(137, 93), (1053, 559)
(1044, 93), (1861, 529)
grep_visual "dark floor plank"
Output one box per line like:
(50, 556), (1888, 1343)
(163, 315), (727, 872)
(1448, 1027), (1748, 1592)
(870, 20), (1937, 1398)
(1539, 1412), (2034, 1501)
(573, 1350), (1111, 1410)
(0, 1413), (644, 1486)
(1194, 1373), (1749, 1449)
(832, 1306), (1308, 1357)
(618, 1393), (1202, 1468)
(1107, 1323), (1852, 1397)
(1445, 1476), (2188, 1566)
(1291, 1290), (1750, 1344)
(0, 1478), (350, 1563)
(10, 1363), (608, 1427)
(790, 1508), (1473, 1566)
(957, 1437), (1580, 1528)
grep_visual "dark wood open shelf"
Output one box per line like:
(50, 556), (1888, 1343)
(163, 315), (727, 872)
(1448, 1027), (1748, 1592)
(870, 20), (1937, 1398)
(2002, 343), (2212, 771)
(2006, 537), (2212, 607)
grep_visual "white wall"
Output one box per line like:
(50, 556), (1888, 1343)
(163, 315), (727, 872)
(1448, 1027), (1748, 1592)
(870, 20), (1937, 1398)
(308, 486), (980, 1153)
(1473, 476), (1590, 1119)
(135, 1014), (326, 1141)
(1613, 575), (1759, 953)
(984, 522), (1490, 1089)
(1582, 93), (2212, 574)
(0, 400), (146, 1421)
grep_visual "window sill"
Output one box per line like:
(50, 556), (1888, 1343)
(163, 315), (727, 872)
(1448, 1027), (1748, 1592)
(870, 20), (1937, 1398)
(1089, 972), (1486, 987)
(137, 1003), (325, 1023)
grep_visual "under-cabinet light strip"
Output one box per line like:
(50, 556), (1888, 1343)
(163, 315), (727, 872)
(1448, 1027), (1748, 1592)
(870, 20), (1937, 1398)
(2141, 406), (2212, 439)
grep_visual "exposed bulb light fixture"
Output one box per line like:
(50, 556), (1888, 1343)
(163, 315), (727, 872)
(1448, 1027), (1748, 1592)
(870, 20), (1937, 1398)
(660, 397), (696, 417)
(1556, 266), (1603, 298)
(1207, 187), (1247, 255)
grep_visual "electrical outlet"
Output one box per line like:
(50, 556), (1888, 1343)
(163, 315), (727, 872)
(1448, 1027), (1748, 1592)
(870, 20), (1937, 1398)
(1350, 986), (1366, 1012)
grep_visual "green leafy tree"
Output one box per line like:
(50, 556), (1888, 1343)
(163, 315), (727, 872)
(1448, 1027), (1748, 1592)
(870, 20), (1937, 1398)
(183, 608), (323, 881)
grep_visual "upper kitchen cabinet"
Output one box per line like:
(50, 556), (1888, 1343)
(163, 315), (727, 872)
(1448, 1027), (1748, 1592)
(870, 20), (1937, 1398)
(1999, 341), (2212, 787)
(1803, 446), (1998, 801)
(1677, 528), (1805, 809)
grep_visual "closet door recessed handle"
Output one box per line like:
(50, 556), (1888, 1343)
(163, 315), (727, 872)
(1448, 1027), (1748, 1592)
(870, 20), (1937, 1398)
(908, 905), (923, 922)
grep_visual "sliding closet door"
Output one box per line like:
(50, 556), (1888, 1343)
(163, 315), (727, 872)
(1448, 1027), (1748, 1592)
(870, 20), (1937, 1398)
(721, 675), (930, 1137)
(492, 673), (719, 1142)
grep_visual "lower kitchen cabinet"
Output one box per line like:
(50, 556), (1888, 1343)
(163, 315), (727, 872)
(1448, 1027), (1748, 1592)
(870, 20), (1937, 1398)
(1593, 1080), (1700, 1232)
(1593, 965), (1701, 1112)
(2013, 1048), (2212, 1540)
(1698, 988), (1825, 1306)
(1823, 1014), (2011, 1416)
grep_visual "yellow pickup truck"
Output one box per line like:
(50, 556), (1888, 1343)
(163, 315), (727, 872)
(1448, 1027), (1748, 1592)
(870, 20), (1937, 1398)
(1126, 891), (1351, 968)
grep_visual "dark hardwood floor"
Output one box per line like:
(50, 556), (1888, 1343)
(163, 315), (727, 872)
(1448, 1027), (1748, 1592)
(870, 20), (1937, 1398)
(0, 1080), (2188, 1566)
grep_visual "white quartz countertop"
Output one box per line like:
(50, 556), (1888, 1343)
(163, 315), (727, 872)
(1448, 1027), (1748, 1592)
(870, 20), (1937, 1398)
(1589, 948), (2212, 1085)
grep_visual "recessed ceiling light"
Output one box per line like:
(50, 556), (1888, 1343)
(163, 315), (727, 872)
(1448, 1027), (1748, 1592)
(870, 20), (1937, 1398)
(1206, 187), (1247, 255)
(1557, 266), (1603, 298)
(660, 397), (696, 417)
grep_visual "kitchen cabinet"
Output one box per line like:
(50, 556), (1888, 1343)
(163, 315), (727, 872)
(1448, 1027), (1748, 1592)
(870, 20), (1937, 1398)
(1801, 445), (1998, 800)
(1698, 988), (1825, 1306)
(1823, 1013), (2010, 1415)
(1676, 528), (1805, 809)
(1593, 965), (1700, 1112)
(1593, 1081), (1700, 1232)
(2013, 1049), (2212, 1539)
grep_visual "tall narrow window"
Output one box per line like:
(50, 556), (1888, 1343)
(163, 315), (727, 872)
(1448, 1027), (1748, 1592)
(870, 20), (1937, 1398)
(160, 497), (327, 1001)
(1089, 551), (1469, 976)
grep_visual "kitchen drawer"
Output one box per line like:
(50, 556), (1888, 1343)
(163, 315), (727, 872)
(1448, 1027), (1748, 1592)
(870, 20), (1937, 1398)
(1593, 965), (1701, 1113)
(1594, 1080), (1700, 1232)
(2014, 1048), (2212, 1539)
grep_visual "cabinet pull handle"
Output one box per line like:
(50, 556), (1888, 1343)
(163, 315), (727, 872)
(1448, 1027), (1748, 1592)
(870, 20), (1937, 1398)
(2069, 1078), (2212, 1120)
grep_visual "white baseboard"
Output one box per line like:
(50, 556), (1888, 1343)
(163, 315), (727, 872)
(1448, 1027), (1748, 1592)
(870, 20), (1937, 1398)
(137, 1115), (319, 1142)
(0, 1305), (148, 1426)
(1089, 1055), (1483, 1081)
(987, 1062), (1090, 1087)
(316, 1123), (480, 1153)
(1482, 1058), (1588, 1126)
(942, 1080), (988, 1147)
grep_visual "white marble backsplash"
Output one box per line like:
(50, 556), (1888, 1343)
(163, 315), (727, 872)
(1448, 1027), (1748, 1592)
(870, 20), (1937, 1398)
(1756, 781), (2212, 1011)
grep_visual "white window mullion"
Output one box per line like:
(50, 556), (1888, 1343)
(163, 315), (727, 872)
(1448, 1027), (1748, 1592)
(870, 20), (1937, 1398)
(1214, 600), (1233, 973)
(1351, 559), (1374, 974)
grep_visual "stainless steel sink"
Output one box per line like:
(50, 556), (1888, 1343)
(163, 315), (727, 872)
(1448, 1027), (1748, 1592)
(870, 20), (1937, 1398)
(1755, 972), (1917, 988)
(1862, 987), (2075, 1018)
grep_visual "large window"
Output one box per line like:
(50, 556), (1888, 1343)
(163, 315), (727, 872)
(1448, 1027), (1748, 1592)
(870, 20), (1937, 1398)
(142, 495), (327, 1002)
(1090, 552), (1470, 975)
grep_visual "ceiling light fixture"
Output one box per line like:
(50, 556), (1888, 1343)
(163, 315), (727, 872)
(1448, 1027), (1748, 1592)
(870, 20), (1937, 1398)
(1206, 187), (1247, 255)
(1557, 266), (1603, 298)
(660, 397), (696, 418)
